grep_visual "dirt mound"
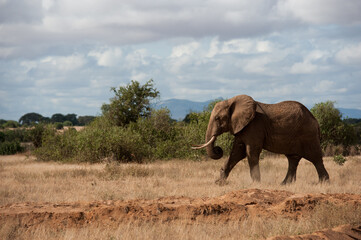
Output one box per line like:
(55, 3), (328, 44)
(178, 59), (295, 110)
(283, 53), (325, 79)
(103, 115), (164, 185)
(268, 224), (361, 240)
(1, 188), (360, 239)
(1, 189), (360, 231)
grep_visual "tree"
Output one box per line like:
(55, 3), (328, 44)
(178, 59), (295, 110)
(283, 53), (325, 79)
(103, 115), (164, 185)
(311, 101), (357, 147)
(3, 120), (20, 128)
(51, 113), (65, 123)
(65, 114), (78, 125)
(78, 116), (96, 126)
(104, 79), (159, 126)
(19, 112), (44, 126)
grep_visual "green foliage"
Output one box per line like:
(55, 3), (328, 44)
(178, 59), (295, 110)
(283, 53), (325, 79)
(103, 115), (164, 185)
(343, 118), (361, 144)
(2, 120), (20, 128)
(0, 141), (23, 155)
(30, 123), (47, 148)
(30, 82), (230, 162)
(51, 113), (66, 123)
(0, 129), (31, 143)
(54, 122), (64, 130)
(64, 114), (78, 125)
(76, 116), (150, 163)
(333, 154), (347, 166)
(35, 116), (151, 163)
(104, 79), (159, 126)
(63, 120), (73, 126)
(77, 116), (96, 126)
(34, 126), (75, 162)
(33, 97), (234, 163)
(0, 129), (32, 155)
(19, 112), (45, 126)
(311, 101), (357, 148)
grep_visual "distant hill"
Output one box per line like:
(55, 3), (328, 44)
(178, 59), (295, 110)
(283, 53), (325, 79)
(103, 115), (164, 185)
(155, 99), (361, 121)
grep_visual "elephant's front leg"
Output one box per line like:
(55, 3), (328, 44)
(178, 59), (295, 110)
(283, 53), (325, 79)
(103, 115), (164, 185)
(216, 140), (246, 185)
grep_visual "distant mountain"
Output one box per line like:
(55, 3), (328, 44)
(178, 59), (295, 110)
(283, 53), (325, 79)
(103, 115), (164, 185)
(155, 99), (361, 121)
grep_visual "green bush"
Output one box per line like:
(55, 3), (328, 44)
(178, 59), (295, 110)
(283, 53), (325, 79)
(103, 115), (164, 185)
(0, 141), (23, 155)
(35, 117), (151, 163)
(63, 120), (73, 126)
(34, 127), (77, 162)
(30, 124), (47, 148)
(0, 129), (31, 155)
(2, 120), (20, 128)
(333, 154), (347, 166)
(0, 129), (31, 142)
(54, 122), (64, 130)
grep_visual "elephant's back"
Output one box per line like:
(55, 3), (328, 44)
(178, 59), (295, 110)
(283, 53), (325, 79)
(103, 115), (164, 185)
(258, 101), (319, 136)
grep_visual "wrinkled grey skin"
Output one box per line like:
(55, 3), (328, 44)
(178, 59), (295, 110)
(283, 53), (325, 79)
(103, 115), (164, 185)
(202, 95), (329, 185)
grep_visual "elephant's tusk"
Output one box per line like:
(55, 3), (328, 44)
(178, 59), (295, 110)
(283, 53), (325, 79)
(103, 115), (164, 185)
(191, 136), (216, 150)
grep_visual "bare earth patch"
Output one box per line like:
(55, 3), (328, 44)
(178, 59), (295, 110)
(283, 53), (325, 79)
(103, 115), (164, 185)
(1, 189), (360, 239)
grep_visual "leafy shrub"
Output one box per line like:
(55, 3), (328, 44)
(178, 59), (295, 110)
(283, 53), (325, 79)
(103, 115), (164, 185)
(30, 124), (46, 148)
(2, 120), (20, 128)
(35, 116), (151, 163)
(0, 129), (31, 142)
(0, 129), (30, 155)
(77, 118), (149, 163)
(0, 141), (23, 155)
(333, 154), (347, 166)
(0, 132), (4, 142)
(63, 120), (73, 126)
(54, 122), (64, 130)
(311, 101), (357, 148)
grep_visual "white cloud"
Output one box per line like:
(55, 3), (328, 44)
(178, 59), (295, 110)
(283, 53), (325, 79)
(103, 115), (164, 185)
(279, 0), (361, 24)
(290, 61), (318, 74)
(206, 38), (273, 57)
(290, 50), (330, 74)
(1, 0), (361, 120)
(42, 54), (86, 71)
(88, 48), (122, 67)
(256, 41), (272, 53)
(19, 54), (86, 72)
(335, 43), (361, 65)
(170, 42), (200, 58)
(125, 49), (149, 69)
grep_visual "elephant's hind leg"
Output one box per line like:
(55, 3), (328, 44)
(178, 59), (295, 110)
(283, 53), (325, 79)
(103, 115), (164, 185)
(216, 141), (246, 185)
(304, 147), (330, 183)
(281, 154), (301, 185)
(309, 157), (329, 183)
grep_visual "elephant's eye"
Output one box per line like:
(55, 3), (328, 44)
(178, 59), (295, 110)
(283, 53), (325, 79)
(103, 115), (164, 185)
(215, 116), (220, 121)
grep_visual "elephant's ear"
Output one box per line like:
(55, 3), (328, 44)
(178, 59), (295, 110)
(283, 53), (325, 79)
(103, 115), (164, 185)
(229, 95), (256, 135)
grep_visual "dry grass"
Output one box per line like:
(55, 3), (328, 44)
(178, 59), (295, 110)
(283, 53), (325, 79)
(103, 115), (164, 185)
(0, 154), (360, 239)
(1, 154), (360, 204)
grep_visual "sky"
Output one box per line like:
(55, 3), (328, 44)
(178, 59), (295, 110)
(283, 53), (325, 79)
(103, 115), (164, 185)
(1, 0), (361, 121)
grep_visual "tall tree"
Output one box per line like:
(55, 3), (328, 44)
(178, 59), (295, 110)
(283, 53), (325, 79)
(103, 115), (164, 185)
(65, 114), (78, 125)
(78, 116), (96, 126)
(104, 79), (159, 126)
(51, 113), (65, 123)
(311, 101), (356, 147)
(19, 112), (44, 126)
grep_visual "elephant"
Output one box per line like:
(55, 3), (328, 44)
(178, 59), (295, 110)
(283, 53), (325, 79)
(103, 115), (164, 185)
(192, 95), (329, 185)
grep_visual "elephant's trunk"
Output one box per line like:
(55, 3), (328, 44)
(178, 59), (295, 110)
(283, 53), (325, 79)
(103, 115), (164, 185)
(205, 130), (223, 160)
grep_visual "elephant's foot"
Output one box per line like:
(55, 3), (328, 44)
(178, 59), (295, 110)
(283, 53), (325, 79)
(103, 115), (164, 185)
(281, 177), (295, 185)
(215, 178), (228, 186)
(318, 175), (330, 184)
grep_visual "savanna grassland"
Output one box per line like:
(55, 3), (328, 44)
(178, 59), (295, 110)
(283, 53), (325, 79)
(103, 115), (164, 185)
(1, 154), (360, 240)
